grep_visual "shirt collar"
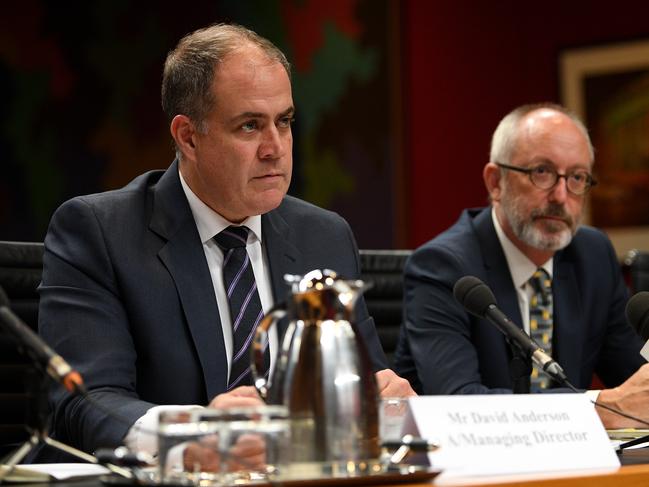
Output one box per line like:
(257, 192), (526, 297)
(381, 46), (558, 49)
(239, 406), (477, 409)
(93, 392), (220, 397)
(179, 169), (262, 244)
(491, 207), (553, 289)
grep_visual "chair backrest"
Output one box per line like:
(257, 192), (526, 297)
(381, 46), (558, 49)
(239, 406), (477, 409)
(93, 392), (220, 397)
(622, 249), (649, 294)
(0, 241), (44, 455)
(359, 249), (412, 367)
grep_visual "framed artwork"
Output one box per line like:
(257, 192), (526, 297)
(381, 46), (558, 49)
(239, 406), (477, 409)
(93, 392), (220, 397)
(560, 39), (649, 257)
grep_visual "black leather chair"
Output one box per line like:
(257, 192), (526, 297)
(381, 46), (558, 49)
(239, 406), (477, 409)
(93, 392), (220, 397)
(359, 249), (412, 367)
(0, 241), (44, 456)
(623, 249), (649, 294)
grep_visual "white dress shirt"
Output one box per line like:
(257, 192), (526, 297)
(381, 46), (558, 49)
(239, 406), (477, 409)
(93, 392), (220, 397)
(179, 172), (278, 378)
(491, 208), (553, 334)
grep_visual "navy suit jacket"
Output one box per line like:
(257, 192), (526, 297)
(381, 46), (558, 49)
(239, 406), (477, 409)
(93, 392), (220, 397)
(394, 207), (645, 395)
(38, 160), (387, 454)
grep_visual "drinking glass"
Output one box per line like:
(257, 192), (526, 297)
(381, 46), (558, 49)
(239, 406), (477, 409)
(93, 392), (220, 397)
(199, 405), (290, 483)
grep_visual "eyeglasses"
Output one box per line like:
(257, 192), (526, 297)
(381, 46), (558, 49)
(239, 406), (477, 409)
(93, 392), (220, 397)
(495, 162), (597, 195)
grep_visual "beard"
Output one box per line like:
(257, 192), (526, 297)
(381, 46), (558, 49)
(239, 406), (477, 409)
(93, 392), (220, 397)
(500, 186), (581, 252)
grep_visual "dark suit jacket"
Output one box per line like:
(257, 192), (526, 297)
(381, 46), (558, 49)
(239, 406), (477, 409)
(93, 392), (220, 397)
(38, 160), (387, 454)
(394, 207), (645, 395)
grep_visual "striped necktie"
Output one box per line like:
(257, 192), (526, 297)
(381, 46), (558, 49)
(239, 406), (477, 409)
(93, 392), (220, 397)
(214, 226), (269, 390)
(528, 268), (553, 391)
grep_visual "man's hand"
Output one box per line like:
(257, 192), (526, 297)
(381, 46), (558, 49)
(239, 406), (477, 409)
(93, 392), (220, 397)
(183, 433), (266, 473)
(225, 433), (266, 471)
(183, 436), (220, 472)
(182, 387), (266, 473)
(375, 369), (417, 398)
(208, 385), (264, 409)
(596, 363), (649, 428)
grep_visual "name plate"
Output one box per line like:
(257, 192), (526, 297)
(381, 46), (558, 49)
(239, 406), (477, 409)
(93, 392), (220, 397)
(408, 394), (618, 478)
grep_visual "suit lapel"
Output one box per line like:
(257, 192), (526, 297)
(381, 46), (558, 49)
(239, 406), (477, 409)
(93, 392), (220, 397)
(552, 252), (582, 384)
(471, 207), (526, 384)
(149, 161), (228, 399)
(262, 206), (302, 337)
(473, 209), (523, 327)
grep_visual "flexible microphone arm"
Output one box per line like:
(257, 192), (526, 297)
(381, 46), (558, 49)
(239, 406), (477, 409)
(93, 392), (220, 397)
(0, 286), (85, 394)
(453, 276), (568, 384)
(452, 275), (649, 434)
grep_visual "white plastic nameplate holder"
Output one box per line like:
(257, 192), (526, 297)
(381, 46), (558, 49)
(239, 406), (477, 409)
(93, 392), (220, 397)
(408, 394), (619, 479)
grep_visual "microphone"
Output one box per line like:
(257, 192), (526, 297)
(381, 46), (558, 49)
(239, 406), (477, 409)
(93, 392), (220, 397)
(626, 291), (649, 341)
(0, 286), (85, 394)
(453, 275), (568, 385)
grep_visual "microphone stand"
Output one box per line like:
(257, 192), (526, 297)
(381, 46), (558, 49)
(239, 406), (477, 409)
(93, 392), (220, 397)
(617, 434), (649, 452)
(507, 342), (531, 394)
(0, 369), (131, 483)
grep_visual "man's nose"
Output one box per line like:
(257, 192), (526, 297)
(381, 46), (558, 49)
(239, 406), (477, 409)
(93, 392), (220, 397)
(258, 126), (285, 160)
(548, 176), (569, 203)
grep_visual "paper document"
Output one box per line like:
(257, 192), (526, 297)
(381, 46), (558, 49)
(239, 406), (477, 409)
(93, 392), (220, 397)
(0, 463), (110, 483)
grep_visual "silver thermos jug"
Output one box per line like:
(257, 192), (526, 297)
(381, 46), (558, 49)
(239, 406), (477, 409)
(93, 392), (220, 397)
(250, 269), (380, 478)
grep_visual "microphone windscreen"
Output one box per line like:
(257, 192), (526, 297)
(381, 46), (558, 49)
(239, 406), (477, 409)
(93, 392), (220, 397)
(453, 276), (497, 317)
(626, 291), (649, 341)
(0, 286), (9, 307)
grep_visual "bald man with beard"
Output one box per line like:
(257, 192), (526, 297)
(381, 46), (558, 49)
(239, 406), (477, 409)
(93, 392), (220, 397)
(395, 102), (649, 428)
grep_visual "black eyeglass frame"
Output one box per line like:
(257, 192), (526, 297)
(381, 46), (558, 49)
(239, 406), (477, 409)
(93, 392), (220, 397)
(495, 162), (598, 195)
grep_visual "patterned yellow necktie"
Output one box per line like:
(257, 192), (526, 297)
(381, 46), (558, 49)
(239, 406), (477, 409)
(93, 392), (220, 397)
(529, 268), (553, 391)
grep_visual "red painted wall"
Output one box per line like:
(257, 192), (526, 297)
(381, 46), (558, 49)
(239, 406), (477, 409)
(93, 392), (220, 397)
(402, 1), (649, 247)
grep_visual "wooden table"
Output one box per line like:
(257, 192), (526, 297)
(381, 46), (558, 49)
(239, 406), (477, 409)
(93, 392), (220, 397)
(426, 463), (649, 487)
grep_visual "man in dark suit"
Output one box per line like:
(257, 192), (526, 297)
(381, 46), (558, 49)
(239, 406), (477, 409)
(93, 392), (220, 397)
(39, 23), (413, 457)
(394, 102), (649, 428)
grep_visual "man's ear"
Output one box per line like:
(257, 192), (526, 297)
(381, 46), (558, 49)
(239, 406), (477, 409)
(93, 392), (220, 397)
(483, 162), (503, 202)
(170, 115), (197, 161)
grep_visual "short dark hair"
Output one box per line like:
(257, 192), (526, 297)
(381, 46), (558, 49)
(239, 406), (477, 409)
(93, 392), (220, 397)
(161, 23), (291, 130)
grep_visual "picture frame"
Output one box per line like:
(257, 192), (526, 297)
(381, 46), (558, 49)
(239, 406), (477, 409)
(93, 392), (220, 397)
(560, 39), (649, 257)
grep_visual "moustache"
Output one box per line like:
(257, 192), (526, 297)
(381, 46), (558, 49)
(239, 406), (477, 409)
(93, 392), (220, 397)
(531, 204), (574, 227)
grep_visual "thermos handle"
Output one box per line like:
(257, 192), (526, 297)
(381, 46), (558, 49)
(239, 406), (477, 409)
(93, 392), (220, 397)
(251, 303), (286, 400)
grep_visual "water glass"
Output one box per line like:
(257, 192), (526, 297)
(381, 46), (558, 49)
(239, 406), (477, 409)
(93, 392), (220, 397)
(199, 405), (290, 483)
(379, 397), (410, 443)
(158, 410), (218, 484)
